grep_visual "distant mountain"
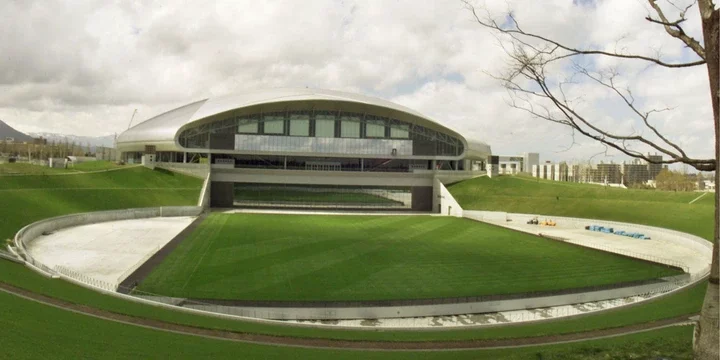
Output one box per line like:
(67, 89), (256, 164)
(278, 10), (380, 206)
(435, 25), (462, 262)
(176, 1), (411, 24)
(0, 120), (34, 142)
(27, 132), (116, 149)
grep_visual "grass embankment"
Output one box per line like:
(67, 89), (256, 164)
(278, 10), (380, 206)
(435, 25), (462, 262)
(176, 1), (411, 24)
(0, 289), (695, 359)
(0, 167), (201, 241)
(448, 175), (714, 240)
(139, 213), (680, 301)
(0, 161), (125, 176)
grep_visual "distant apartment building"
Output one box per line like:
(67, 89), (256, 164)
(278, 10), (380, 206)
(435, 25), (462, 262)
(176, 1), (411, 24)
(595, 162), (622, 184)
(532, 162), (568, 181)
(498, 152), (540, 175)
(532, 154), (664, 186)
(647, 154), (663, 179)
(622, 159), (651, 185)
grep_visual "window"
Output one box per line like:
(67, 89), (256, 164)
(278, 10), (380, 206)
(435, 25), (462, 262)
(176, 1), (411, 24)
(289, 114), (309, 136)
(263, 115), (284, 134)
(315, 115), (335, 138)
(340, 116), (360, 138)
(365, 119), (385, 138)
(390, 124), (409, 138)
(237, 118), (258, 133)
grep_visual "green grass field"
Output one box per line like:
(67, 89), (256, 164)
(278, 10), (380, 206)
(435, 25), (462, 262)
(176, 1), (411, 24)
(0, 160), (127, 175)
(139, 213), (680, 301)
(235, 187), (402, 205)
(0, 289), (695, 359)
(448, 175), (714, 240)
(0, 167), (201, 241)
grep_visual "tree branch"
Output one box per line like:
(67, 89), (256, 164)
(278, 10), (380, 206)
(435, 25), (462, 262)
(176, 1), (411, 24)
(463, 1), (706, 68)
(646, 0), (706, 59)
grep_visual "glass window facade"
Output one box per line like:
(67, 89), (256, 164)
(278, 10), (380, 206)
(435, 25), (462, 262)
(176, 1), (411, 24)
(238, 118), (258, 133)
(366, 119), (385, 138)
(391, 124), (409, 138)
(340, 116), (360, 138)
(289, 114), (309, 136)
(315, 115), (335, 138)
(263, 115), (284, 134)
(178, 109), (465, 158)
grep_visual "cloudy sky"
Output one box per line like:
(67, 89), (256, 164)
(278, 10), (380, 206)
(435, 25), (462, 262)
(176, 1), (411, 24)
(0, 0), (714, 164)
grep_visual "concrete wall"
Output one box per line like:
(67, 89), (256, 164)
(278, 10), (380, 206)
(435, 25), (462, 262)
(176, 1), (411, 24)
(155, 162), (209, 179)
(152, 279), (678, 320)
(432, 178), (463, 217)
(410, 186), (433, 211)
(418, 170), (484, 185)
(197, 173), (211, 208)
(210, 181), (234, 207)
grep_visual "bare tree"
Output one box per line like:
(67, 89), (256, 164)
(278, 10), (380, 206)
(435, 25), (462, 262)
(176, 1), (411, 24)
(465, 0), (718, 358)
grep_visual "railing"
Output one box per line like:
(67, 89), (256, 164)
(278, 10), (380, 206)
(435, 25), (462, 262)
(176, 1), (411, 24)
(55, 265), (118, 292)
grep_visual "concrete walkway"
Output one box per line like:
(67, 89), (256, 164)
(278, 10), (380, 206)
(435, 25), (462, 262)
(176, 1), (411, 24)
(464, 211), (711, 277)
(27, 217), (195, 285)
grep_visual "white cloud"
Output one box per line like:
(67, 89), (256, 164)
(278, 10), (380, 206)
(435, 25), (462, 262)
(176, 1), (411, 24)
(0, 0), (713, 166)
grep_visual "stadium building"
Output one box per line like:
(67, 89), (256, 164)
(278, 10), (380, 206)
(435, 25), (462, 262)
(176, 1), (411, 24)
(117, 88), (491, 211)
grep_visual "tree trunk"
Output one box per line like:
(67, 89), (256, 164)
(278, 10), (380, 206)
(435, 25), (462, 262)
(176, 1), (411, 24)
(696, 2), (720, 359)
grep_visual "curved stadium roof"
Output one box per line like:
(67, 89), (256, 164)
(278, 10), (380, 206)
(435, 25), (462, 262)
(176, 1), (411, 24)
(117, 88), (491, 158)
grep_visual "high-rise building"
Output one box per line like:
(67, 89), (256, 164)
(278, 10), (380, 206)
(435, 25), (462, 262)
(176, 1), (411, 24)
(647, 153), (663, 179)
(622, 159), (650, 185)
(596, 162), (622, 184)
(522, 152), (540, 173)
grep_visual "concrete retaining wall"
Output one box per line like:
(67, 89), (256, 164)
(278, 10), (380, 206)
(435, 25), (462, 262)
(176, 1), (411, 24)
(151, 279), (679, 320)
(156, 162), (209, 179)
(197, 173), (211, 208)
(433, 178), (463, 217)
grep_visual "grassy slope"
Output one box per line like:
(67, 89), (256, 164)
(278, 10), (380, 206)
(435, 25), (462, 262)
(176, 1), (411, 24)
(0, 289), (695, 360)
(0, 161), (125, 175)
(0, 167), (201, 241)
(70, 160), (126, 171)
(139, 213), (679, 301)
(448, 175), (714, 240)
(0, 162), (76, 175)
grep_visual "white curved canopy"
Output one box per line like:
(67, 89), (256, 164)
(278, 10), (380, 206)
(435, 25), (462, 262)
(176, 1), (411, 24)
(117, 88), (491, 158)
